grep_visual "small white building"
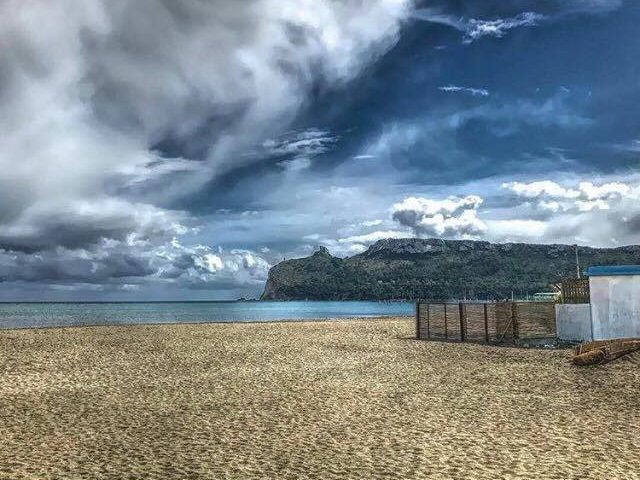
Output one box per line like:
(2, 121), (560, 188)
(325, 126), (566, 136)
(587, 265), (640, 340)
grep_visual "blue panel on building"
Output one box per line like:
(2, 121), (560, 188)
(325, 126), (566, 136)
(586, 265), (640, 277)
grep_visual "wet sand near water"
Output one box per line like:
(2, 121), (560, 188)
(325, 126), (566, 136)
(1, 318), (640, 479)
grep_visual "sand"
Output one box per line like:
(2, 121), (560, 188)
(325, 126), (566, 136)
(1, 318), (639, 480)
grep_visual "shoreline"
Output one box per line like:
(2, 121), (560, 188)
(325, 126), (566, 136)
(0, 299), (415, 304)
(0, 315), (413, 333)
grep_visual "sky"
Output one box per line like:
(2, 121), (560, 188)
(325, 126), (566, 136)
(1, 0), (639, 300)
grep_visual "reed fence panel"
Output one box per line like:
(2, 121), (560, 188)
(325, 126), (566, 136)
(512, 302), (556, 339)
(561, 278), (590, 304)
(416, 300), (556, 345)
(427, 303), (447, 340)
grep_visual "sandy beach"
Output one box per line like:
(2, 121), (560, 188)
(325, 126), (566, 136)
(1, 317), (639, 480)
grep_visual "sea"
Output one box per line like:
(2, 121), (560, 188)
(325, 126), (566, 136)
(0, 301), (414, 329)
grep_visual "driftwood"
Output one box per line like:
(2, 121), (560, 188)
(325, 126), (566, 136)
(573, 338), (640, 366)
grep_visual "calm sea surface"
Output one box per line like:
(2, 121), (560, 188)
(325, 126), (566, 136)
(0, 301), (414, 329)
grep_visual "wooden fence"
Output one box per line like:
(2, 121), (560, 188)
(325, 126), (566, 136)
(415, 301), (556, 345)
(560, 278), (590, 304)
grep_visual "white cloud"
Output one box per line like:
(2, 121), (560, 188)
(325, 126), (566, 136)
(392, 195), (486, 237)
(155, 239), (271, 288)
(195, 253), (224, 273)
(538, 200), (562, 212)
(393, 195), (483, 217)
(413, 9), (544, 44)
(439, 85), (489, 97)
(464, 12), (544, 43)
(575, 199), (610, 211)
(503, 180), (634, 213)
(502, 180), (581, 199)
(578, 181), (630, 199)
(295, 175), (640, 260)
(363, 219), (384, 227)
(381, 178), (640, 247)
(495, 178), (640, 246)
(486, 219), (547, 240)
(338, 230), (412, 244)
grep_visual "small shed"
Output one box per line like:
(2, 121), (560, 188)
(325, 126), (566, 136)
(587, 265), (640, 340)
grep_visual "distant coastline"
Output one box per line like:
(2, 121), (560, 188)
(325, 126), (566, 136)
(261, 238), (640, 301)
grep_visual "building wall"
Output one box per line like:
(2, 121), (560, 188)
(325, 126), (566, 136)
(555, 304), (592, 342)
(589, 275), (640, 340)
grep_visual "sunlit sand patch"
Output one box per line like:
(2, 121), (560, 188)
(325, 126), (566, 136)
(1, 318), (639, 479)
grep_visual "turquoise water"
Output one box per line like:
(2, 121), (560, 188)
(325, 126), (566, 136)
(0, 301), (414, 329)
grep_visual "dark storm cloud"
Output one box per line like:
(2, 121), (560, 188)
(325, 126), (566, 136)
(0, 238), (270, 290)
(0, 0), (412, 296)
(0, 199), (190, 253)
(0, 249), (155, 284)
(621, 214), (640, 235)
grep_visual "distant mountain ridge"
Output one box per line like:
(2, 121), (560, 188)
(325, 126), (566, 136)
(260, 238), (640, 301)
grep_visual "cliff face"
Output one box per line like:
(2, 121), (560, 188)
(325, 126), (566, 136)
(260, 238), (640, 301)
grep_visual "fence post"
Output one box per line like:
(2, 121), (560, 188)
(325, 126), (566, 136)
(415, 301), (420, 339)
(483, 303), (489, 344)
(444, 303), (448, 339)
(426, 303), (430, 339)
(458, 302), (465, 342)
(511, 302), (519, 345)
